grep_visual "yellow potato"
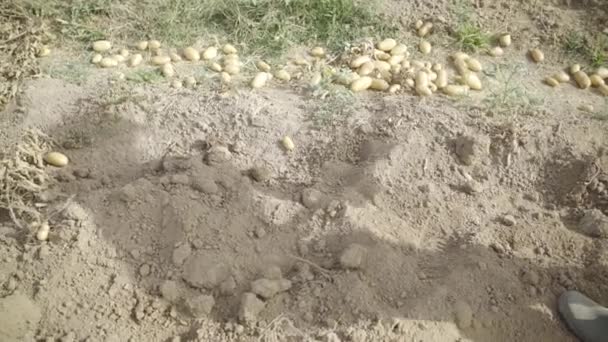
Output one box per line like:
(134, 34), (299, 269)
(92, 40), (112, 52)
(44, 152), (68, 167)
(489, 46), (504, 57)
(432, 63), (443, 72)
(462, 72), (482, 90)
(220, 72), (231, 83)
(544, 77), (559, 87)
(405, 78), (415, 87)
(598, 84), (608, 96)
(350, 55), (371, 69)
(466, 58), (482, 72)
(99, 57), (118, 68)
(113, 54), (125, 63)
(223, 44), (237, 54)
(452, 52), (470, 61)
(388, 55), (405, 66)
(429, 83), (438, 92)
(251, 72), (269, 88)
(151, 55), (171, 65)
(391, 64), (402, 74)
(401, 60), (411, 69)
(454, 58), (468, 75)
(184, 76), (197, 87)
(416, 85), (432, 96)
(209, 62), (222, 72)
(590, 74), (605, 87)
(417, 22), (433, 37)
(38, 46), (51, 57)
(136, 41), (148, 50)
(161, 63), (175, 78)
(119, 49), (129, 57)
(390, 44), (408, 56)
(388, 84), (401, 93)
(334, 72), (359, 85)
(443, 84), (469, 96)
(282, 136), (295, 151)
(574, 71), (591, 89)
(436, 69), (448, 88)
(310, 46), (325, 58)
(415, 20), (424, 30)
(570, 64), (581, 74)
(224, 63), (240, 75)
(148, 40), (161, 50)
(91, 54), (103, 64)
(183, 47), (200, 61)
(377, 38), (397, 52)
(358, 61), (375, 76)
(498, 34), (511, 47)
(256, 60), (271, 72)
(275, 69), (291, 81)
(36, 222), (50, 241)
(171, 79), (183, 88)
(419, 40), (431, 54)
(202, 47), (218, 60)
(128, 54), (143, 67)
(554, 71), (570, 83)
(415, 70), (429, 88)
(411, 60), (425, 69)
(374, 60), (391, 72)
(596, 67), (608, 79)
(375, 50), (391, 61)
(529, 48), (544, 63)
(351, 76), (373, 92)
(370, 78), (389, 91)
(294, 57), (309, 66)
(169, 52), (182, 62)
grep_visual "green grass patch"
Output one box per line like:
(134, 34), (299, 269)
(563, 31), (607, 68)
(449, 0), (490, 52)
(125, 69), (164, 84)
(483, 63), (544, 116)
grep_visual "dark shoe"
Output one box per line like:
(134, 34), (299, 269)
(559, 291), (608, 342)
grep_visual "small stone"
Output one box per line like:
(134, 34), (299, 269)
(250, 278), (292, 299)
(159, 280), (181, 302)
(219, 276), (237, 296)
(301, 188), (323, 209)
(172, 244), (192, 266)
(339, 244), (367, 269)
(501, 215), (517, 227)
(239, 292), (266, 322)
(139, 264), (151, 277)
(205, 146), (232, 166)
(37, 245), (50, 259)
(250, 166), (271, 182)
(170, 174), (190, 185)
(454, 300), (473, 329)
(190, 177), (218, 194)
(521, 270), (540, 286)
(186, 294), (215, 317)
(460, 180), (483, 195)
(579, 209), (608, 238)
(254, 227), (266, 239)
(182, 256), (230, 289)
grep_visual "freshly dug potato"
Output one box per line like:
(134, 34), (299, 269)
(148, 40), (161, 50)
(574, 71), (591, 89)
(590, 74), (605, 87)
(375, 50), (391, 61)
(554, 71), (570, 83)
(388, 84), (401, 93)
(310, 46), (325, 58)
(184, 76), (197, 87)
(370, 78), (389, 91)
(570, 64), (581, 74)
(415, 71), (432, 96)
(169, 52), (182, 62)
(251, 72), (270, 88)
(598, 84), (608, 96)
(443, 84), (469, 96)
(128, 54), (143, 67)
(388, 55), (405, 66)
(498, 34), (511, 47)
(113, 54), (125, 63)
(377, 38), (397, 52)
(171, 79), (183, 88)
(224, 63), (240, 75)
(120, 49), (129, 57)
(374, 60), (391, 72)
(99, 57), (118, 68)
(544, 77), (559, 87)
(462, 72), (482, 90)
(44, 152), (68, 167)
(221, 72), (231, 83)
(419, 40), (431, 54)
(38, 46), (51, 57)
(435, 69), (448, 88)
(223, 44), (237, 54)
(466, 58), (482, 72)
(136, 41), (148, 50)
(529, 48), (544, 63)
(417, 22), (433, 37)
(183, 47), (200, 61)
(256, 61), (271, 72)
(334, 72), (359, 85)
(351, 56), (371, 69)
(202, 47), (218, 60)
(91, 54), (103, 64)
(209, 62), (222, 72)
(358, 62), (375, 76)
(282, 136), (295, 151)
(161, 64), (175, 78)
(489, 46), (504, 57)
(36, 222), (50, 241)
(92, 40), (112, 52)
(454, 58), (468, 75)
(596, 67), (608, 78)
(351, 76), (373, 92)
(391, 44), (408, 56)
(151, 55), (171, 65)
(275, 69), (291, 81)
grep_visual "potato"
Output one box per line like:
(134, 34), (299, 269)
(224, 63), (240, 75)
(370, 78), (389, 91)
(113, 54), (125, 63)
(554, 71), (570, 83)
(417, 22), (433, 37)
(454, 58), (468, 75)
(416, 85), (432, 96)
(529, 48), (544, 63)
(405, 78), (415, 87)
(415, 70), (429, 88)
(171, 79), (183, 88)
(38, 46), (51, 57)
(401, 60), (411, 69)
(428, 71), (437, 81)
(334, 72), (359, 85)
(358, 61), (375, 76)
(599, 84), (608, 96)
(443, 84), (469, 96)
(92, 54), (103, 64)
(310, 46), (325, 58)
(36, 222), (50, 241)
(128, 54), (143, 67)
(498, 34), (511, 47)
(429, 83), (438, 92)
(411, 60), (425, 69)
(390, 44), (408, 56)
(136, 41), (148, 51)
(251, 72), (269, 88)
(256, 60), (271, 72)
(202, 47), (218, 60)
(148, 40), (161, 50)
(169, 52), (182, 62)
(489, 46), (504, 57)
(351, 76), (373, 92)
(388, 55), (405, 66)
(161, 63), (175, 78)
(221, 72), (231, 83)
(388, 84), (401, 93)
(391, 64), (402, 74)
(99, 57), (118, 68)
(374, 60), (391, 72)
(590, 74), (605, 87)
(462, 72), (482, 90)
(452, 51), (470, 61)
(415, 20), (424, 30)
(351, 55), (371, 69)
(419, 40), (431, 54)
(466, 58), (482, 72)
(184, 76), (197, 87)
(596, 67), (608, 79)
(275, 69), (291, 81)
(432, 63), (442, 72)
(151, 55), (171, 65)
(223, 44), (237, 54)
(544, 77), (559, 87)
(377, 38), (397, 52)
(435, 69), (448, 88)
(44, 152), (68, 167)
(92, 40), (112, 52)
(282, 136), (295, 151)
(119, 49), (129, 58)
(183, 47), (200, 61)
(375, 50), (391, 61)
(570, 64), (581, 74)
(574, 71), (591, 89)
(209, 62), (222, 72)
(294, 57), (309, 66)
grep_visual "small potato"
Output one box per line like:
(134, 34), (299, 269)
(596, 67), (608, 79)
(377, 38), (397, 52)
(374, 60), (391, 72)
(209, 62), (222, 72)
(415, 70), (429, 88)
(598, 84), (608, 96)
(334, 72), (359, 85)
(391, 64), (402, 74)
(36, 222), (50, 241)
(417, 22), (433, 37)
(293, 57), (309, 66)
(202, 47), (218, 60)
(415, 20), (424, 30)
(223, 44), (237, 54)
(170, 52), (182, 62)
(282, 136), (295, 151)
(435, 69), (448, 88)
(466, 58), (482, 72)
(443, 84), (469, 96)
(428, 71), (437, 82)
(251, 72), (270, 88)
(183, 47), (200, 61)
(351, 76), (373, 92)
(99, 57), (118, 68)
(113, 54), (125, 63)
(405, 78), (415, 87)
(128, 54), (143, 67)
(91, 54), (103, 64)
(136, 41), (148, 50)
(388, 55), (405, 66)
(416, 85), (432, 96)
(388, 84), (401, 93)
(454, 58), (468, 75)
(375, 50), (391, 61)
(148, 40), (161, 50)
(151, 55), (171, 65)
(92, 40), (112, 52)
(119, 49), (129, 57)
(419, 40), (431, 54)
(401, 60), (411, 69)
(184, 76), (197, 87)
(370, 78), (389, 91)
(44, 152), (68, 167)
(275, 69), (291, 81)
(529, 48), (544, 63)
(358, 61), (375, 76)
(554, 71), (570, 83)
(452, 52), (470, 61)
(220, 72), (231, 83)
(570, 64), (581, 74)
(37, 46), (51, 57)
(544, 77), (559, 87)
(351, 55), (371, 69)
(463, 72), (482, 90)
(429, 83), (438, 92)
(590, 74), (605, 87)
(574, 71), (591, 89)
(498, 34), (511, 47)
(161, 63), (175, 78)
(411, 60), (425, 69)
(171, 79), (183, 88)
(489, 46), (504, 57)
(390, 44), (408, 56)
(224, 63), (240, 75)
(256, 60), (271, 72)
(310, 46), (325, 58)
(432, 63), (443, 72)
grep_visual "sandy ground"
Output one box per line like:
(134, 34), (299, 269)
(1, 1), (608, 341)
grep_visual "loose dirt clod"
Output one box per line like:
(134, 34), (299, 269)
(239, 292), (266, 323)
(454, 301), (473, 329)
(579, 209), (608, 238)
(339, 244), (367, 269)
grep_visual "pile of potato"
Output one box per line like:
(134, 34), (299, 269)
(544, 64), (608, 96)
